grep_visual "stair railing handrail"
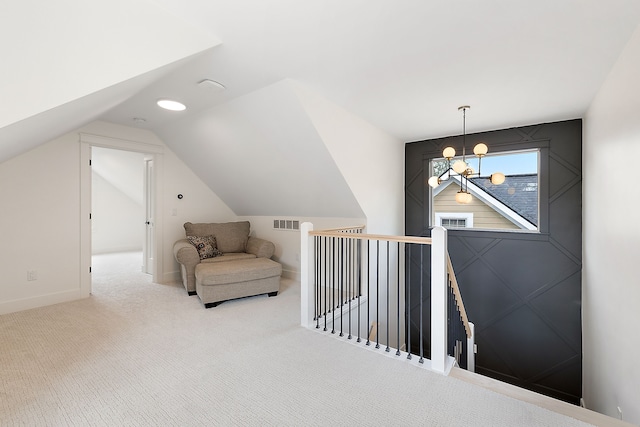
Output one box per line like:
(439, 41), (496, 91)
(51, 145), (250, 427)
(309, 230), (433, 246)
(309, 228), (472, 340)
(446, 253), (472, 339)
(301, 223), (473, 375)
(317, 225), (366, 233)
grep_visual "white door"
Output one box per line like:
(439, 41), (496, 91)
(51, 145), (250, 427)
(143, 158), (154, 274)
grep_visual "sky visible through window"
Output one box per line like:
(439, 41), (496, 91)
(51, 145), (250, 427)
(476, 150), (537, 175)
(432, 150), (538, 177)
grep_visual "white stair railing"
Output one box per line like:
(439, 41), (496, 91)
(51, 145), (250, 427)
(301, 223), (473, 375)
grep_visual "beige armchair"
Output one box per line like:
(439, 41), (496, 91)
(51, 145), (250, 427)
(173, 221), (276, 295)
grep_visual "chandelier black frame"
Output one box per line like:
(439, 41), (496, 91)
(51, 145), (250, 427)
(428, 106), (505, 204)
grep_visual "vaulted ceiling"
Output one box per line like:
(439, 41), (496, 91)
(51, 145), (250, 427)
(2, 0), (640, 217)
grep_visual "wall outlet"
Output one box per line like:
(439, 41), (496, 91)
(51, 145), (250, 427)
(27, 270), (38, 281)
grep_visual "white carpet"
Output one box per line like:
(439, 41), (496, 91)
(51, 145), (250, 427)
(0, 252), (593, 426)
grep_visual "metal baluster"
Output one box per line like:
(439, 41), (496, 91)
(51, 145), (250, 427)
(358, 229), (363, 297)
(348, 235), (352, 340)
(357, 237), (362, 343)
(324, 236), (328, 332)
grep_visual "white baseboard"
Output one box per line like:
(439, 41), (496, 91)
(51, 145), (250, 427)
(0, 289), (84, 315)
(281, 269), (300, 281)
(162, 271), (181, 284)
(92, 246), (143, 255)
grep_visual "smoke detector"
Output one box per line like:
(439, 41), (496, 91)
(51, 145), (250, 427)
(198, 79), (226, 91)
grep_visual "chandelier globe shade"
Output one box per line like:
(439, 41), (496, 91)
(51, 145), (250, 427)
(473, 143), (488, 156)
(491, 172), (506, 185)
(452, 160), (468, 174)
(443, 146), (456, 159)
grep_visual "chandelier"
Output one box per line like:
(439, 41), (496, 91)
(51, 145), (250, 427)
(427, 106), (505, 204)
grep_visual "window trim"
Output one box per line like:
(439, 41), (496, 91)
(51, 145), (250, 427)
(428, 147), (544, 233)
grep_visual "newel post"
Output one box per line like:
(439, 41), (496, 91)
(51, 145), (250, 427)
(431, 226), (448, 374)
(300, 222), (315, 327)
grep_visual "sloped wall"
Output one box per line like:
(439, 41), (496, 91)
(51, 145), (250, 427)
(293, 82), (404, 235)
(91, 170), (144, 254)
(156, 80), (365, 219)
(0, 0), (218, 131)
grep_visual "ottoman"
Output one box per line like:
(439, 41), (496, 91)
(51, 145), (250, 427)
(195, 257), (282, 308)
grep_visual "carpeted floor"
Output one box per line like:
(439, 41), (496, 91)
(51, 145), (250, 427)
(0, 252), (594, 426)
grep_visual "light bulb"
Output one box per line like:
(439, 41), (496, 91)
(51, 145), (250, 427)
(452, 160), (467, 174)
(491, 172), (506, 185)
(427, 176), (440, 188)
(442, 147), (456, 159)
(473, 143), (488, 156)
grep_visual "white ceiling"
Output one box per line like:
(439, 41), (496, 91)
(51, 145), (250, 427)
(102, 0), (640, 140)
(3, 1), (640, 218)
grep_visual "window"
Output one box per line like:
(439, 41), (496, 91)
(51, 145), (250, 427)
(431, 150), (539, 232)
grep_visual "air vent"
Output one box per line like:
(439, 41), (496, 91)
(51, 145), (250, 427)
(273, 219), (300, 231)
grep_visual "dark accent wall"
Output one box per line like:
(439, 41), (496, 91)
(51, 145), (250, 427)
(405, 119), (582, 404)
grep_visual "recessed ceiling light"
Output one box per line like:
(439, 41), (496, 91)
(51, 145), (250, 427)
(157, 99), (186, 111)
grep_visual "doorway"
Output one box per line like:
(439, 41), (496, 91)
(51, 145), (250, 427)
(80, 133), (165, 297)
(91, 147), (147, 274)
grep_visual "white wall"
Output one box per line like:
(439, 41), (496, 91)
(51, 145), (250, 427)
(583, 23), (640, 424)
(0, 121), (235, 314)
(0, 133), (83, 313)
(91, 171), (144, 254)
(293, 82), (405, 235)
(238, 216), (366, 279)
(237, 84), (404, 277)
(161, 135), (238, 283)
(156, 80), (365, 219)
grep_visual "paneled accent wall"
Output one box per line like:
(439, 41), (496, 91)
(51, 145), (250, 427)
(405, 119), (582, 404)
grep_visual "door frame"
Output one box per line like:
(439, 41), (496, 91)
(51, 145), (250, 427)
(143, 156), (155, 274)
(79, 133), (165, 296)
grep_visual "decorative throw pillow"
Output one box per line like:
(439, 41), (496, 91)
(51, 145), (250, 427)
(187, 235), (223, 260)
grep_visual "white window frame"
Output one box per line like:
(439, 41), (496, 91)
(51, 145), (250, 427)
(435, 212), (474, 228)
